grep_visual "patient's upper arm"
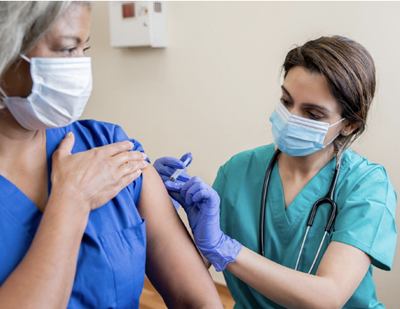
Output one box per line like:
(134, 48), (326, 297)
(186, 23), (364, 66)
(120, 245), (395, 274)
(137, 165), (223, 309)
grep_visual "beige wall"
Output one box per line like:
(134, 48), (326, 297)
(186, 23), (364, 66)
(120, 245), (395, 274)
(84, 1), (400, 307)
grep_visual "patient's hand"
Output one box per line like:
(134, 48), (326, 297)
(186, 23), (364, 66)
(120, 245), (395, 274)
(51, 132), (148, 212)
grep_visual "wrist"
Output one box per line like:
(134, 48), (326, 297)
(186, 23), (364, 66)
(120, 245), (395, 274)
(47, 188), (91, 219)
(40, 195), (90, 244)
(198, 234), (242, 272)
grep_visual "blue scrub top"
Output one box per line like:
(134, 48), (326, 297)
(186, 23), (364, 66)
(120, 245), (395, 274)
(214, 143), (397, 309)
(0, 120), (148, 309)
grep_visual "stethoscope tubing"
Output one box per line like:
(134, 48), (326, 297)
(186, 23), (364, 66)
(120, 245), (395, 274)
(259, 149), (281, 257)
(259, 149), (340, 272)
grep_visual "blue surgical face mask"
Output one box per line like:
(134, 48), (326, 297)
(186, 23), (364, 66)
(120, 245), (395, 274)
(269, 102), (345, 157)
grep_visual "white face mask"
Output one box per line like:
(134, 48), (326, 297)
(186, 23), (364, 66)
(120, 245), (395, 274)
(0, 55), (92, 130)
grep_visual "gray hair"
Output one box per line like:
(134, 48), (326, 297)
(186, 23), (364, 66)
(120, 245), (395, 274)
(0, 1), (72, 108)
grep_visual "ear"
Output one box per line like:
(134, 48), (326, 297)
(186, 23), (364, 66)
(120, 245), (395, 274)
(341, 111), (362, 136)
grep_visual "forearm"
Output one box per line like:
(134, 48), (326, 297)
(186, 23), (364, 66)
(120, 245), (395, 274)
(0, 193), (90, 309)
(226, 247), (342, 309)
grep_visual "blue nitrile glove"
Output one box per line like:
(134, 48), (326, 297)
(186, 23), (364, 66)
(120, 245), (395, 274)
(165, 176), (242, 272)
(153, 153), (193, 210)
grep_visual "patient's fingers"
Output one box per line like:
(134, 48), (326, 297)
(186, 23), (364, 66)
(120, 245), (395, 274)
(118, 157), (148, 177)
(114, 150), (147, 167)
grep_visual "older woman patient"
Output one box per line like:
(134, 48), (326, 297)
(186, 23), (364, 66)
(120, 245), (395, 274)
(0, 2), (223, 308)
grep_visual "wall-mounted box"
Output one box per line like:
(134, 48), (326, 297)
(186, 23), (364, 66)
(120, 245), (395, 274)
(109, 1), (167, 48)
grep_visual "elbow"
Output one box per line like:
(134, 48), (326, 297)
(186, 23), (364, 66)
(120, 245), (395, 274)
(323, 304), (344, 309)
(319, 304), (341, 309)
(312, 279), (350, 309)
(299, 287), (347, 309)
(188, 297), (224, 309)
(170, 300), (223, 309)
(301, 299), (342, 309)
(315, 294), (347, 309)
(298, 298), (343, 309)
(331, 299), (347, 309)
(194, 303), (224, 309)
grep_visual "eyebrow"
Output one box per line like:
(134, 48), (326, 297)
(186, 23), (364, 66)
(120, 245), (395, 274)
(281, 85), (293, 100)
(60, 35), (90, 44)
(281, 85), (331, 113)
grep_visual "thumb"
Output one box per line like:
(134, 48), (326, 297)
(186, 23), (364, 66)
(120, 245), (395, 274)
(165, 180), (184, 192)
(57, 132), (75, 155)
(180, 152), (193, 167)
(169, 191), (185, 207)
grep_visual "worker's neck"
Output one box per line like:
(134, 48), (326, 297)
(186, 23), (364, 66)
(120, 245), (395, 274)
(278, 147), (336, 178)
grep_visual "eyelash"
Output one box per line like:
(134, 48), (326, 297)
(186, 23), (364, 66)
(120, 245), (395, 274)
(306, 111), (323, 120)
(61, 47), (76, 54)
(280, 98), (292, 106)
(60, 46), (91, 55)
(280, 97), (325, 120)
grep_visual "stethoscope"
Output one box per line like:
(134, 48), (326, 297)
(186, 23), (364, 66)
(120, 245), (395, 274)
(259, 149), (340, 274)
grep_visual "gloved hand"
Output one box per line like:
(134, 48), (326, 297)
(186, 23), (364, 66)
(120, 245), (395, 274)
(166, 177), (242, 272)
(153, 153), (193, 210)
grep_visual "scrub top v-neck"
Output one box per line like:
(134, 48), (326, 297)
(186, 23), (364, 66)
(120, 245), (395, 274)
(268, 154), (335, 250)
(0, 120), (149, 309)
(214, 143), (397, 309)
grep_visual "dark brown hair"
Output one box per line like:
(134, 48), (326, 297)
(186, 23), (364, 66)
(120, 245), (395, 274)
(282, 35), (376, 157)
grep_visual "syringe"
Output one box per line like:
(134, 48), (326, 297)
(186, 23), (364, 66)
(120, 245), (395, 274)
(168, 157), (191, 182)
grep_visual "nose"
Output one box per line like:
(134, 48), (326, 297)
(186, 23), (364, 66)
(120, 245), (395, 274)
(77, 50), (86, 57)
(286, 104), (302, 117)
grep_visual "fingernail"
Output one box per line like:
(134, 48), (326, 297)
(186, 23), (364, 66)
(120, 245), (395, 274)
(142, 161), (148, 168)
(66, 132), (72, 138)
(137, 170), (142, 175)
(142, 153), (147, 159)
(129, 142), (134, 148)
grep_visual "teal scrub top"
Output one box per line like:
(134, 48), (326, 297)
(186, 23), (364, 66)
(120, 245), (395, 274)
(213, 143), (397, 309)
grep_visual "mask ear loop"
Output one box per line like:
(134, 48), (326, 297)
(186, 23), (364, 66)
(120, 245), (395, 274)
(323, 132), (340, 147)
(328, 118), (345, 128)
(0, 87), (7, 98)
(20, 54), (31, 63)
(323, 118), (346, 147)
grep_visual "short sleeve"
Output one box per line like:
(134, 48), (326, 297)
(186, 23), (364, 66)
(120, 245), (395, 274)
(112, 125), (150, 164)
(112, 124), (150, 205)
(213, 165), (230, 235)
(212, 166), (227, 199)
(332, 167), (397, 270)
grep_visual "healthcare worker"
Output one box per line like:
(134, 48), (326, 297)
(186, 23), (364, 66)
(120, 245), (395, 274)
(155, 36), (397, 308)
(0, 2), (223, 308)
